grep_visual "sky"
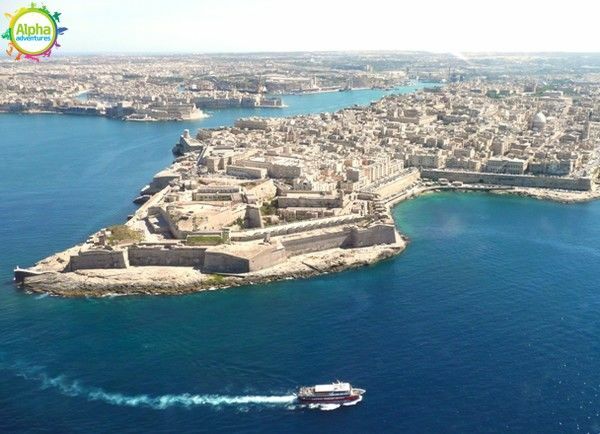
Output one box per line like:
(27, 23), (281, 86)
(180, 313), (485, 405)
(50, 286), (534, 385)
(1, 0), (599, 54)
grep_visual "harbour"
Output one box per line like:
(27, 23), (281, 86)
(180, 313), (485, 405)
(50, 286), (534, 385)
(2, 0), (600, 430)
(2, 87), (600, 433)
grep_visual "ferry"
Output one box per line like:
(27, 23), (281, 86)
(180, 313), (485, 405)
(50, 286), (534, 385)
(297, 381), (365, 405)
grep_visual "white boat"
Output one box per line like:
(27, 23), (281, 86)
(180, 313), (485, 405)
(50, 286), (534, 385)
(297, 381), (365, 405)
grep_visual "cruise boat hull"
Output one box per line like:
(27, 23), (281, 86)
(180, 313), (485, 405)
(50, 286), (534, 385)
(297, 382), (365, 405)
(298, 392), (363, 405)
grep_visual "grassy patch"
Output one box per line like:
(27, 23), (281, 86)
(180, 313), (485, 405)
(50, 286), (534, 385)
(107, 225), (144, 245)
(186, 235), (223, 246)
(205, 274), (226, 286)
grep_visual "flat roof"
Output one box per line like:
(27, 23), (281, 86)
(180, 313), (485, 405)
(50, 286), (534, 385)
(314, 383), (351, 393)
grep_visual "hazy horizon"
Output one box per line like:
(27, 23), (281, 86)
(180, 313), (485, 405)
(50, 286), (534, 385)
(2, 0), (599, 55)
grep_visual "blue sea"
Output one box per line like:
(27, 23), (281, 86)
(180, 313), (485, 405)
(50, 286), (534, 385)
(2, 85), (600, 433)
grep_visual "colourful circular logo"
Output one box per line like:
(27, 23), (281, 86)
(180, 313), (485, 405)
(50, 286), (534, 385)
(2, 4), (66, 61)
(10, 8), (57, 55)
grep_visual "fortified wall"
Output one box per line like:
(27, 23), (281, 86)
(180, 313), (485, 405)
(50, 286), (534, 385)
(203, 243), (287, 274)
(282, 230), (352, 255)
(68, 249), (128, 271)
(230, 214), (367, 242)
(67, 223), (399, 273)
(278, 192), (346, 208)
(421, 169), (594, 191)
(281, 224), (398, 256)
(128, 245), (207, 267)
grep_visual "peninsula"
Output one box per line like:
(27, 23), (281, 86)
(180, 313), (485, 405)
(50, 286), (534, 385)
(0, 54), (410, 121)
(15, 78), (600, 296)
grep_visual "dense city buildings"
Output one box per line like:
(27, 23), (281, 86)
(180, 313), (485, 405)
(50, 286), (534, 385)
(10, 52), (600, 295)
(0, 53), (413, 121)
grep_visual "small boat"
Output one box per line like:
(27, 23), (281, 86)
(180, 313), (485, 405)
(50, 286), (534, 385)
(297, 381), (365, 405)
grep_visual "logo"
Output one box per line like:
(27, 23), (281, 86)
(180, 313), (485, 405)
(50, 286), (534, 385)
(2, 3), (67, 61)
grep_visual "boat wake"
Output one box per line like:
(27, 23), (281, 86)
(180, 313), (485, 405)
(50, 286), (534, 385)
(304, 395), (362, 411)
(310, 403), (341, 411)
(8, 363), (296, 410)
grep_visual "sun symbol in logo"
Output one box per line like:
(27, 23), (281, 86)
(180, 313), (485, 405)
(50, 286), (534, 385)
(2, 2), (67, 61)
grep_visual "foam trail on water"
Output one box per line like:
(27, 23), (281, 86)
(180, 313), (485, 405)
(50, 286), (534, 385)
(12, 366), (296, 410)
(319, 404), (341, 411)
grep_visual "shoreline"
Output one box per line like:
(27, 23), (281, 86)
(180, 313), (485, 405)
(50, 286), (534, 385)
(19, 242), (406, 297)
(0, 83), (432, 124)
(385, 183), (600, 207)
(16, 183), (598, 298)
(487, 187), (600, 203)
(0, 110), (209, 123)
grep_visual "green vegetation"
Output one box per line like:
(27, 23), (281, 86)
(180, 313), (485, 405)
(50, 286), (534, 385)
(233, 217), (247, 229)
(260, 200), (277, 216)
(186, 235), (223, 246)
(106, 225), (144, 245)
(205, 274), (226, 286)
(534, 85), (552, 96)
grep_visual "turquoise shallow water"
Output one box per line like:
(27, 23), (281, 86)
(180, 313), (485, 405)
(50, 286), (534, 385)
(2, 85), (600, 432)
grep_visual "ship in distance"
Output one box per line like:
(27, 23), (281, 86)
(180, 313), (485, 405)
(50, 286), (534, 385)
(297, 381), (365, 405)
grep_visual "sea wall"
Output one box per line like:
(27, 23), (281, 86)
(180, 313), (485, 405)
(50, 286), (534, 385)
(64, 221), (399, 274)
(203, 251), (250, 274)
(202, 243), (287, 274)
(248, 244), (287, 271)
(282, 230), (352, 255)
(128, 245), (206, 267)
(69, 249), (128, 271)
(350, 224), (399, 247)
(281, 223), (398, 256)
(421, 169), (594, 191)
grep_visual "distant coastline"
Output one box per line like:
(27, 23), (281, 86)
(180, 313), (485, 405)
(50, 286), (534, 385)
(0, 84), (420, 123)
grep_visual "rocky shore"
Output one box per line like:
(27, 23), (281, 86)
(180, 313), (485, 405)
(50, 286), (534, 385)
(20, 241), (406, 297)
(489, 187), (600, 203)
(392, 184), (600, 206)
(15, 184), (598, 298)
